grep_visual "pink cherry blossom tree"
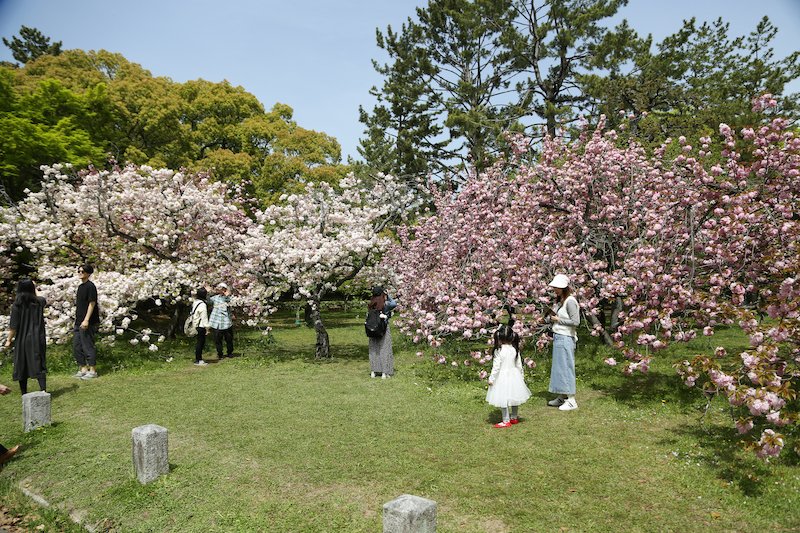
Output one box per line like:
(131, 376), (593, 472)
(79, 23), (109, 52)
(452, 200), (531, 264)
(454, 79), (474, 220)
(387, 95), (799, 457)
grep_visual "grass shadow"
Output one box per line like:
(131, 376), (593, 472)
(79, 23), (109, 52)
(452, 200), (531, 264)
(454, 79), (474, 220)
(531, 390), (551, 401)
(328, 343), (368, 361)
(485, 408), (503, 424)
(237, 344), (306, 362)
(589, 370), (702, 410)
(234, 340), (368, 364)
(657, 422), (774, 497)
(49, 383), (78, 399)
(577, 340), (702, 410)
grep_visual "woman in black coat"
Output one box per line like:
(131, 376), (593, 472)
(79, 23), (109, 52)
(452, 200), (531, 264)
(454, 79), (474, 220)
(4, 279), (47, 394)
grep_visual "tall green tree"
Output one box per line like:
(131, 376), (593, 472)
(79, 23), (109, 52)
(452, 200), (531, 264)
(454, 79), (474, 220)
(358, 22), (446, 180)
(581, 16), (799, 144)
(2, 26), (62, 65)
(506, 0), (629, 136)
(360, 0), (521, 180)
(359, 0), (630, 180)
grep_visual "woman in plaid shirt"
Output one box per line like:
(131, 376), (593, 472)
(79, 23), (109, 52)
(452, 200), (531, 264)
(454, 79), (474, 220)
(209, 283), (234, 359)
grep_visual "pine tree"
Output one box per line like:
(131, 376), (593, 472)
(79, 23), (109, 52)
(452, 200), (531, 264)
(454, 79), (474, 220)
(2, 26), (62, 65)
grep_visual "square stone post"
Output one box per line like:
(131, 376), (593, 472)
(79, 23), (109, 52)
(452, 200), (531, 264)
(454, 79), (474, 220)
(383, 494), (437, 533)
(132, 424), (169, 484)
(22, 391), (51, 432)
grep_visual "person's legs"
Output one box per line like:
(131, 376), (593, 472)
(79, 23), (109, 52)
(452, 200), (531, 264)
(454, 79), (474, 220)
(73, 328), (88, 375)
(382, 328), (394, 376)
(83, 327), (97, 373)
(214, 329), (224, 358)
(510, 405), (519, 421)
(224, 328), (233, 356)
(76, 328), (98, 377)
(493, 407), (513, 427)
(18, 380), (27, 395)
(195, 327), (207, 362)
(549, 334), (576, 406)
(368, 338), (379, 376)
(556, 336), (578, 411)
(37, 376), (46, 392)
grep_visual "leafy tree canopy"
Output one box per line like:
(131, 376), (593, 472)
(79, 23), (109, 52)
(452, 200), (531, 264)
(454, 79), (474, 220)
(0, 48), (348, 203)
(582, 16), (800, 146)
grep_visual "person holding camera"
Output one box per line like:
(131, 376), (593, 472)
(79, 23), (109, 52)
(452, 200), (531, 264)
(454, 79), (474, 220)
(6, 279), (47, 394)
(546, 274), (580, 411)
(367, 286), (397, 378)
(209, 283), (235, 359)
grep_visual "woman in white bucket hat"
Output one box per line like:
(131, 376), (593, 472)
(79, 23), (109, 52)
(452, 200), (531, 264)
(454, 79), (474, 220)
(546, 274), (580, 411)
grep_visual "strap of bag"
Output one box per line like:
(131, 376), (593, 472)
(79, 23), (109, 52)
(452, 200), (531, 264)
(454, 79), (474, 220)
(190, 301), (201, 322)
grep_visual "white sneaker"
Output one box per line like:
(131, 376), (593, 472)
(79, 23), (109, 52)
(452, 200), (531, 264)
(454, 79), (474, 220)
(381, 373), (388, 379)
(81, 371), (98, 380)
(370, 372), (376, 378)
(559, 398), (578, 411)
(73, 370), (87, 378)
(547, 397), (565, 407)
(194, 360), (208, 366)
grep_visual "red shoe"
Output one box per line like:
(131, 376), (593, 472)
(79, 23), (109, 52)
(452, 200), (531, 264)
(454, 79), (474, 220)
(0, 445), (20, 465)
(493, 421), (512, 428)
(510, 418), (520, 424)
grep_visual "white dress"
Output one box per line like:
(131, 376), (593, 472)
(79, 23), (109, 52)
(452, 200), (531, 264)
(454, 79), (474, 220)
(485, 345), (532, 408)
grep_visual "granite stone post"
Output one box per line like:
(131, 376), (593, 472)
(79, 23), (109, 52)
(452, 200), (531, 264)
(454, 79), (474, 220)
(22, 391), (51, 432)
(132, 424), (169, 484)
(383, 494), (437, 533)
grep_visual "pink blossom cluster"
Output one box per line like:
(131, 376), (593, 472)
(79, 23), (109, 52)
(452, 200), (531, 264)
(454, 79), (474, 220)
(755, 429), (785, 459)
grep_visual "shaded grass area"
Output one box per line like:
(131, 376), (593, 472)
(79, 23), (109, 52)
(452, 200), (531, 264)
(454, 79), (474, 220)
(0, 311), (798, 532)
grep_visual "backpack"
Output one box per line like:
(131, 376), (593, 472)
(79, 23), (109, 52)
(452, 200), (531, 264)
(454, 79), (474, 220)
(184, 302), (201, 337)
(364, 308), (387, 338)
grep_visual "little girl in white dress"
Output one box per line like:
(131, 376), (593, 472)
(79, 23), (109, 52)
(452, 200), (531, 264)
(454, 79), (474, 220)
(486, 324), (532, 428)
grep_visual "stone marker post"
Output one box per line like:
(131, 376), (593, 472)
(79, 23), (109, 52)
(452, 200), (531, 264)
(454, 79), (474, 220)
(22, 391), (51, 432)
(132, 424), (169, 484)
(383, 494), (437, 533)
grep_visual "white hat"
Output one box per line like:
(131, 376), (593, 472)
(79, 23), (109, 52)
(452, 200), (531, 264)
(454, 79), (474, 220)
(548, 274), (570, 289)
(217, 282), (228, 290)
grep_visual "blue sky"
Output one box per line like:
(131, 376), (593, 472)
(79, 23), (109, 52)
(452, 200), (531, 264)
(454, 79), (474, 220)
(1, 0), (798, 161)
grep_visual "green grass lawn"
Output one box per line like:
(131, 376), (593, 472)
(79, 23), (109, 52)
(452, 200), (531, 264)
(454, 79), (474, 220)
(0, 310), (798, 532)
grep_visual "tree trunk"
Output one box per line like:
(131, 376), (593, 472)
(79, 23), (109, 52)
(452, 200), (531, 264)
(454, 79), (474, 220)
(167, 304), (183, 339)
(309, 296), (330, 359)
(609, 296), (623, 334)
(586, 312), (614, 346)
